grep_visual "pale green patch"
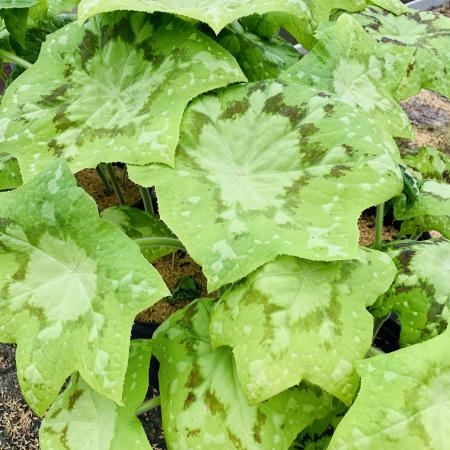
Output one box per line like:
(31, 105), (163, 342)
(210, 248), (396, 404)
(0, 12), (245, 181)
(152, 298), (333, 450)
(129, 81), (402, 290)
(0, 160), (169, 415)
(39, 340), (153, 450)
(218, 21), (300, 82)
(353, 6), (450, 99)
(371, 239), (450, 346)
(101, 205), (177, 262)
(0, 0), (35, 8)
(329, 329), (450, 450)
(78, 0), (311, 34)
(394, 180), (450, 238)
(0, 153), (22, 189)
(279, 14), (412, 138)
(303, 0), (365, 22)
(368, 0), (408, 14)
(48, 0), (79, 15)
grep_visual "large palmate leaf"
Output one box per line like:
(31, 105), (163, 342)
(129, 81), (402, 290)
(152, 298), (333, 450)
(329, 329), (450, 450)
(78, 0), (311, 34)
(353, 6), (450, 99)
(218, 21), (301, 82)
(0, 160), (169, 415)
(101, 205), (178, 262)
(279, 14), (412, 138)
(0, 153), (21, 189)
(40, 340), (152, 450)
(402, 146), (450, 183)
(371, 240), (450, 347)
(210, 248), (396, 404)
(394, 180), (450, 238)
(0, 12), (245, 181)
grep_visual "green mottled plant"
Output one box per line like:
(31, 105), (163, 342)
(0, 1), (449, 449)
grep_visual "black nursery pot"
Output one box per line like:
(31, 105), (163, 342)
(131, 320), (161, 389)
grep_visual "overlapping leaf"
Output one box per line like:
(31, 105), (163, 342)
(353, 6), (450, 99)
(0, 153), (22, 189)
(303, 0), (365, 22)
(0, 160), (169, 415)
(48, 0), (79, 15)
(39, 340), (153, 450)
(279, 14), (412, 138)
(101, 205), (178, 262)
(402, 146), (450, 182)
(0, 12), (245, 181)
(371, 240), (450, 346)
(129, 81), (402, 290)
(152, 298), (333, 450)
(218, 21), (300, 82)
(368, 0), (408, 15)
(210, 248), (397, 404)
(329, 329), (450, 450)
(78, 0), (311, 34)
(0, 1), (36, 8)
(394, 180), (450, 238)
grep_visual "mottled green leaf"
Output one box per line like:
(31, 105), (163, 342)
(279, 14), (412, 138)
(329, 329), (450, 450)
(78, 0), (311, 34)
(210, 248), (397, 404)
(0, 160), (169, 415)
(39, 340), (153, 450)
(0, 0), (36, 8)
(394, 180), (450, 238)
(218, 21), (300, 82)
(353, 6), (450, 99)
(402, 146), (450, 183)
(1, 6), (29, 46)
(0, 12), (245, 181)
(368, 0), (408, 15)
(371, 239), (450, 347)
(101, 205), (177, 262)
(0, 153), (22, 189)
(303, 0), (365, 22)
(152, 298), (333, 450)
(129, 81), (402, 290)
(48, 0), (78, 15)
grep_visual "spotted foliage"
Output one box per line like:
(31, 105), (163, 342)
(0, 153), (21, 190)
(279, 14), (412, 138)
(353, 6), (450, 99)
(39, 340), (152, 450)
(101, 205), (178, 262)
(402, 146), (450, 183)
(0, 12), (245, 181)
(329, 329), (450, 450)
(0, 160), (169, 415)
(152, 298), (333, 450)
(130, 81), (402, 290)
(210, 248), (396, 404)
(370, 240), (450, 347)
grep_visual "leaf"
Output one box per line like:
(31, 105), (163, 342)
(78, 0), (312, 34)
(47, 0), (78, 15)
(217, 21), (300, 82)
(353, 6), (450, 99)
(394, 180), (450, 238)
(210, 248), (397, 404)
(0, 153), (22, 189)
(0, 159), (169, 415)
(402, 146), (450, 183)
(368, 0), (408, 15)
(303, 0), (365, 22)
(328, 329), (450, 450)
(152, 298), (333, 450)
(0, 0), (36, 8)
(39, 340), (153, 450)
(101, 205), (177, 262)
(129, 81), (403, 290)
(279, 14), (412, 139)
(370, 239), (450, 347)
(0, 12), (246, 181)
(1, 7), (29, 46)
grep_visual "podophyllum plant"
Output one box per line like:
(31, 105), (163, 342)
(0, 0), (449, 449)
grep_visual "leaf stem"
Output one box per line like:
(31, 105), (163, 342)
(139, 186), (155, 215)
(0, 49), (32, 69)
(375, 203), (385, 246)
(96, 165), (113, 194)
(367, 346), (384, 358)
(134, 237), (185, 250)
(104, 163), (126, 205)
(136, 396), (161, 416)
